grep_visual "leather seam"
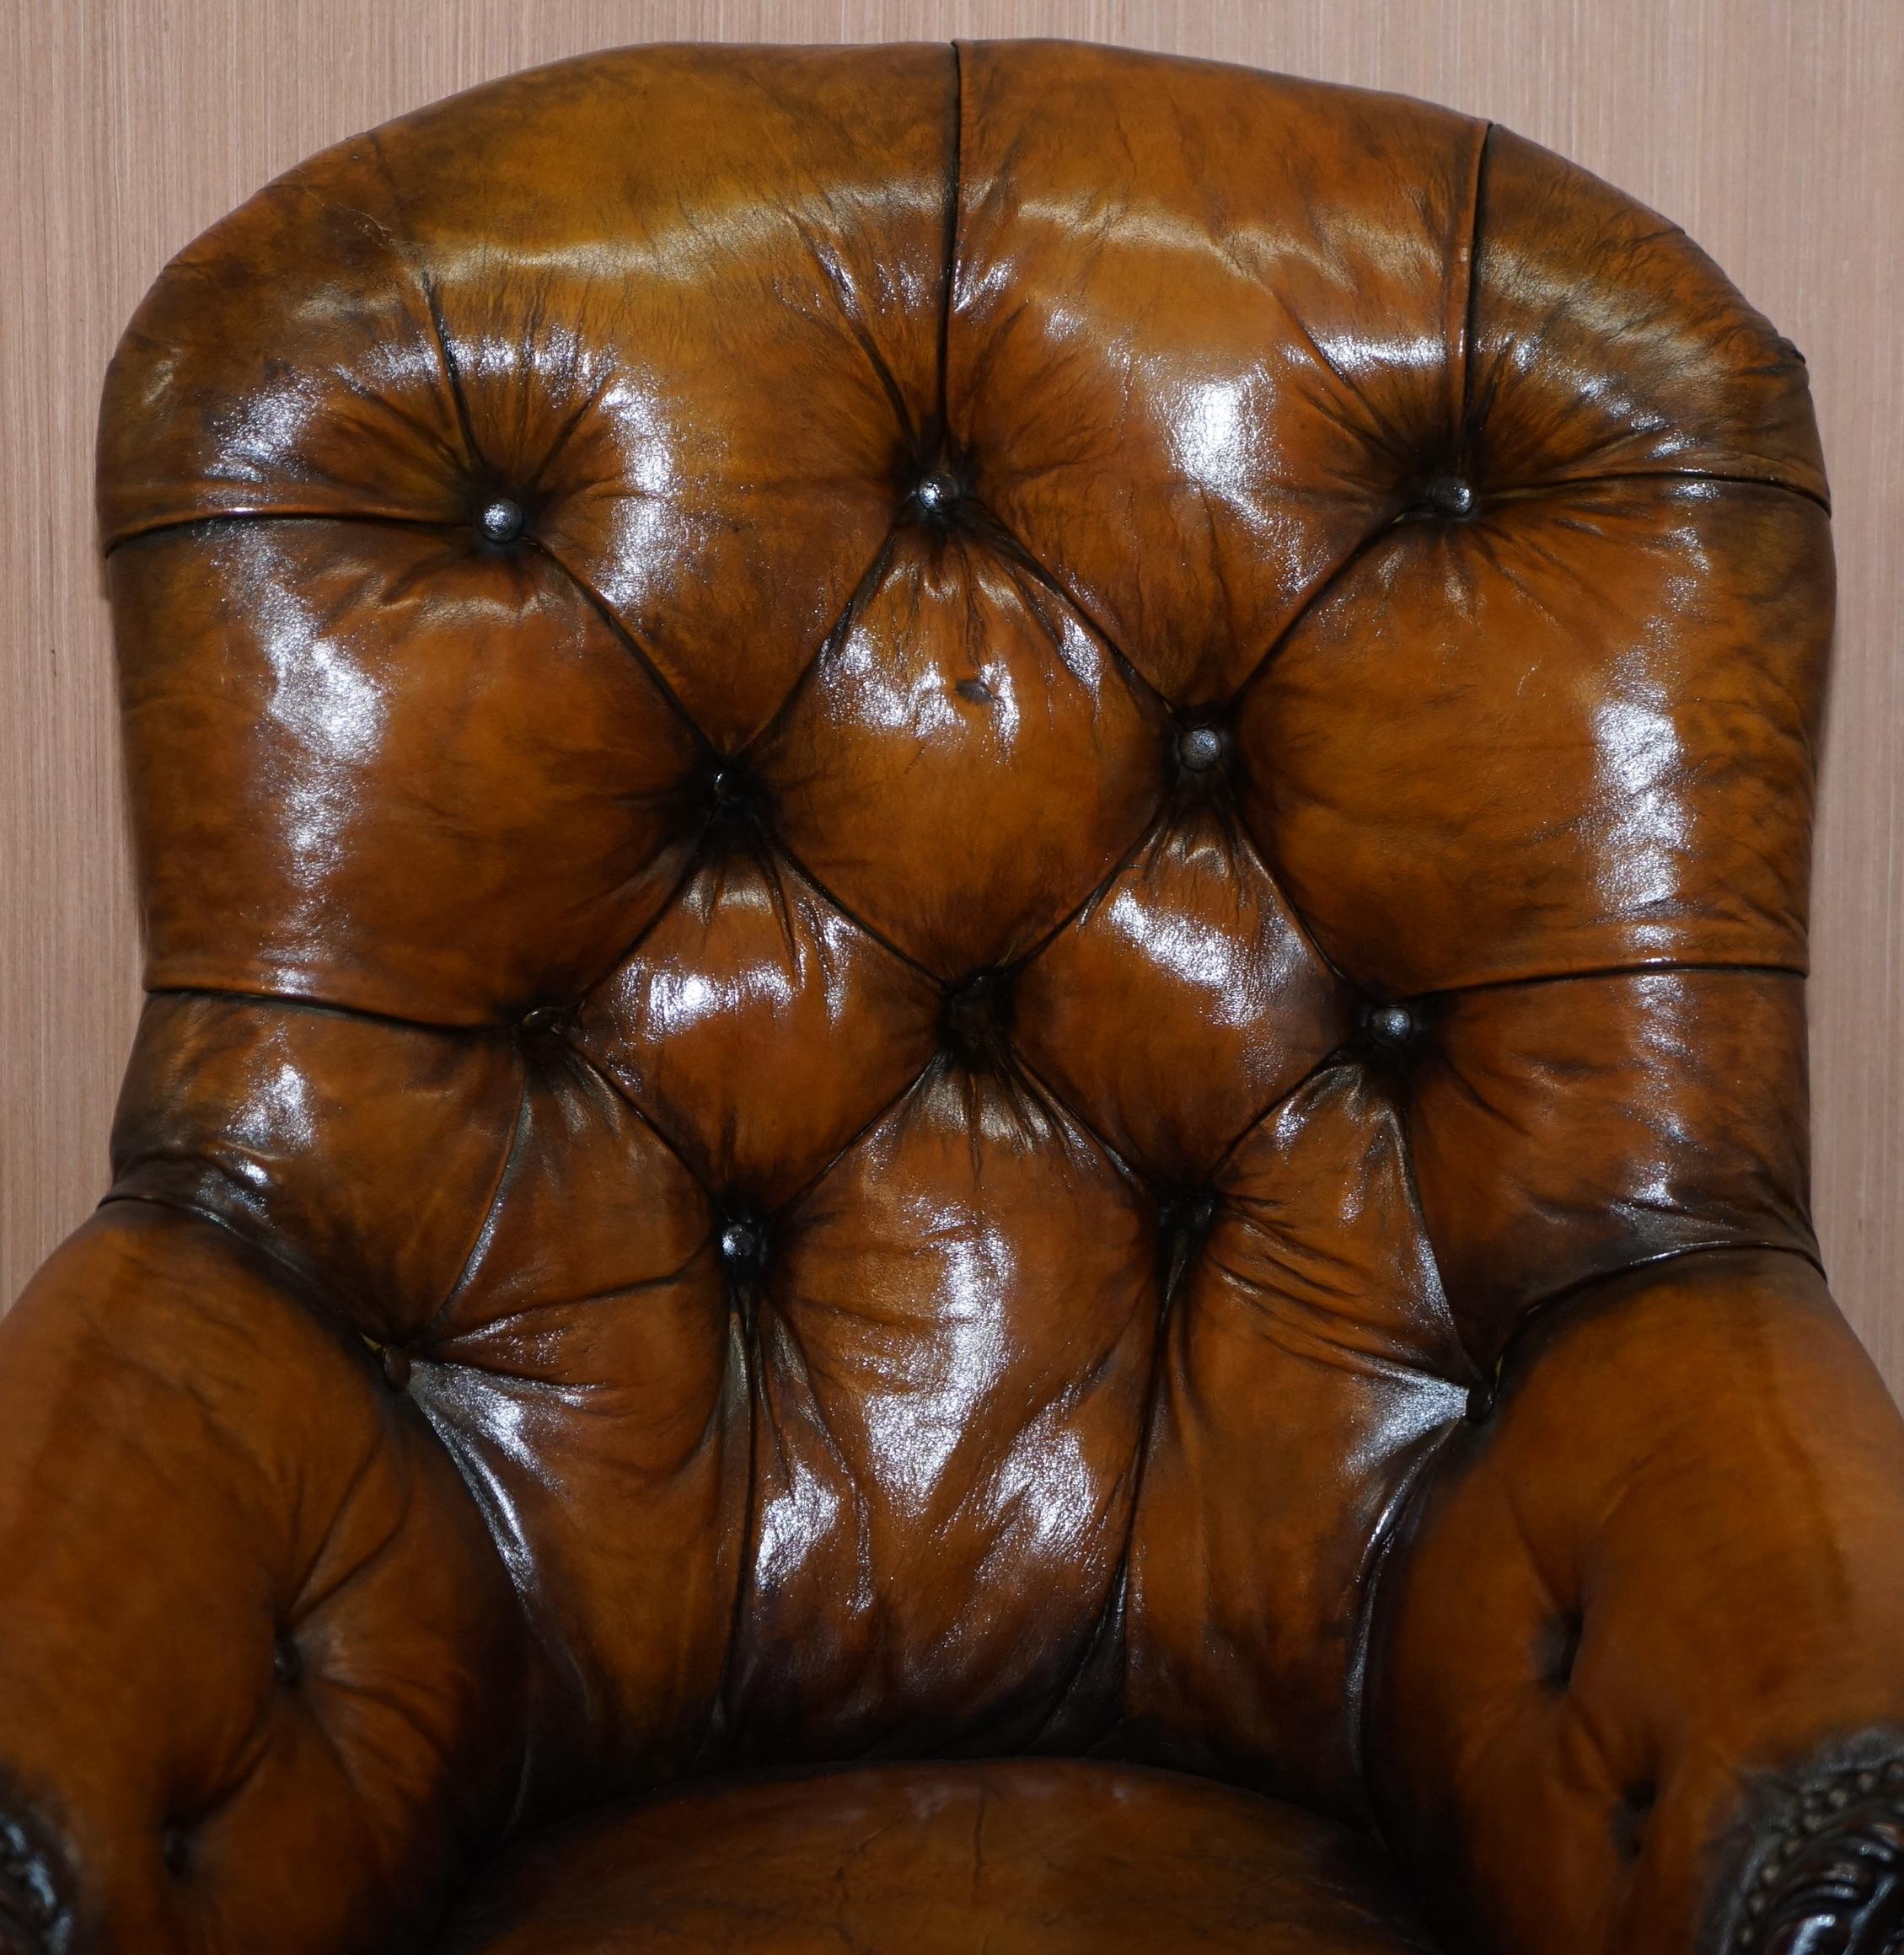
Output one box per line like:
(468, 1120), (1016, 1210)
(936, 39), (963, 449)
(98, 457), (1830, 567)
(94, 1187), (345, 1326)
(367, 125), (485, 480)
(961, 498), (1172, 724)
(1480, 466), (1832, 516)
(736, 522), (896, 763)
(752, 1051), (936, 1223)
(141, 981), (496, 1037)
(1494, 1239), (1831, 1386)
(1453, 119), (1493, 453)
(528, 535), (716, 757)
(1419, 960), (1808, 1001)
(559, 1039), (717, 1203)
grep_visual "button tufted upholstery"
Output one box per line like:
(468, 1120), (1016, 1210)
(3, 35), (1902, 1955)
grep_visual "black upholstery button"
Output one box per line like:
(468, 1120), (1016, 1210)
(1177, 726), (1225, 773)
(1362, 1001), (1417, 1050)
(380, 1345), (412, 1392)
(912, 470), (961, 519)
(1422, 474), (1476, 519)
(716, 1206), (769, 1332)
(709, 765), (750, 808)
(718, 1208), (769, 1285)
(518, 1005), (561, 1036)
(479, 497), (525, 544)
(272, 1634), (303, 1688)
(1466, 1377), (1496, 1423)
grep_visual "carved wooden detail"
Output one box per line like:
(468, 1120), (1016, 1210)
(0, 1812), (65, 1955)
(1734, 1758), (1904, 1954)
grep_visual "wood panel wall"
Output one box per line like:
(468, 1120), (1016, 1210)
(4, 0), (1900, 1386)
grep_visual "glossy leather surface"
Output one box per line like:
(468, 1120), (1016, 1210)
(1373, 1250), (1904, 1955)
(435, 1760), (1437, 1953)
(0, 34), (1896, 1955)
(0, 1205), (523, 1953)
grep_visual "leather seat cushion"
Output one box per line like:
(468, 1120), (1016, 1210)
(435, 1759), (1439, 1952)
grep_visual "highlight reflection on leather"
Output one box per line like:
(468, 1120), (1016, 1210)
(1, 34), (1898, 1955)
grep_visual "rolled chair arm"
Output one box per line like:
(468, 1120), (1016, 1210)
(0, 1203), (525, 1955)
(1369, 1247), (1904, 1955)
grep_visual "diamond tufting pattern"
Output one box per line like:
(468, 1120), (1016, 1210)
(1, 35), (1901, 1955)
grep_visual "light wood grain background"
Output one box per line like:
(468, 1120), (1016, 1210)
(4, 0), (1900, 1385)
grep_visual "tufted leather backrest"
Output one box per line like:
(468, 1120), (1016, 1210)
(97, 39), (1831, 1827)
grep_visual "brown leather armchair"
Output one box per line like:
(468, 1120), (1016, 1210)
(3, 36), (1901, 1955)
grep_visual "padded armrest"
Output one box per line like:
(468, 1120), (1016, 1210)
(1369, 1248), (1904, 1955)
(0, 1203), (525, 1955)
